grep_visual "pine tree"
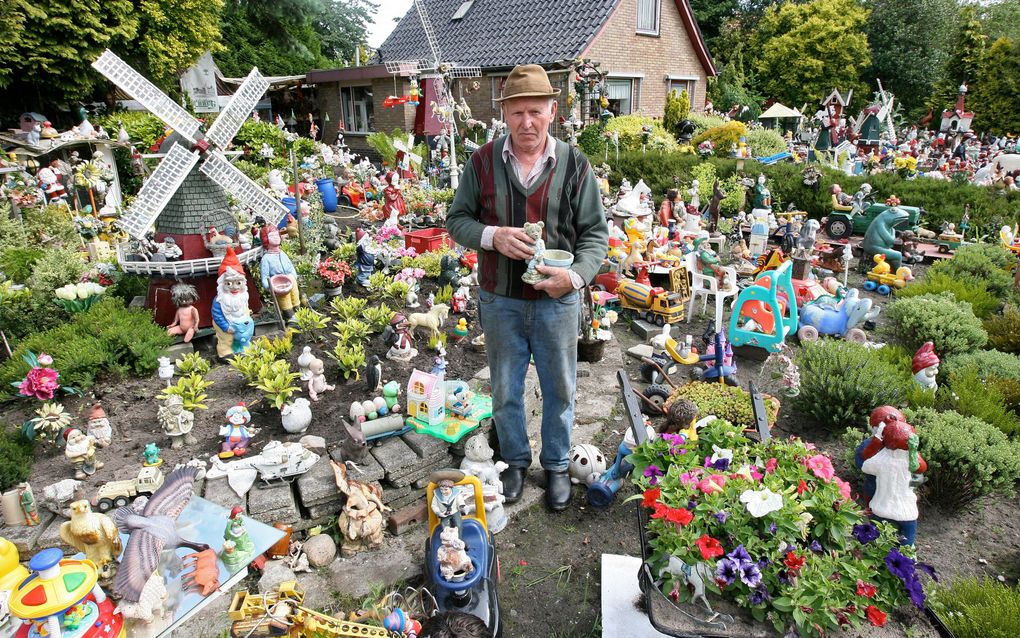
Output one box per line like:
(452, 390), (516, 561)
(970, 37), (1020, 136)
(933, 5), (986, 110)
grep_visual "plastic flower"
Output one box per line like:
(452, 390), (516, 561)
(865, 605), (887, 627)
(740, 488), (783, 518)
(25, 401), (73, 441)
(641, 487), (660, 509)
(852, 522), (880, 545)
(695, 535), (724, 560)
(19, 366), (60, 400)
(856, 580), (877, 598)
(805, 454), (835, 482)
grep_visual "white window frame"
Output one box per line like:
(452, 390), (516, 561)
(666, 76), (698, 104)
(605, 72), (643, 116)
(636, 0), (661, 36)
(340, 85), (374, 134)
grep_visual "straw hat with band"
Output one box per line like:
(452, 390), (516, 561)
(495, 64), (561, 102)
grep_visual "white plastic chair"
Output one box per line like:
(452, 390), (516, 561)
(684, 251), (738, 334)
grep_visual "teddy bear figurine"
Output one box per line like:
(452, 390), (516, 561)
(520, 220), (546, 284)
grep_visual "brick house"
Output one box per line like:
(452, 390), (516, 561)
(308, 0), (716, 155)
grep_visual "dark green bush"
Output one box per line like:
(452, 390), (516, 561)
(21, 205), (80, 249)
(885, 293), (987, 357)
(0, 290), (71, 342)
(943, 349), (1020, 412)
(929, 578), (1020, 638)
(0, 430), (34, 491)
(107, 274), (149, 302)
(984, 305), (1020, 354)
(793, 340), (910, 430)
(895, 272), (1000, 319)
(74, 298), (174, 376)
(0, 247), (45, 283)
(907, 407), (1020, 508)
(927, 244), (1015, 300)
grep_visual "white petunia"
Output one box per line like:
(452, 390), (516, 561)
(740, 488), (784, 518)
(710, 445), (733, 465)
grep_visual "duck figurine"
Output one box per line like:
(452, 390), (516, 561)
(451, 318), (469, 342)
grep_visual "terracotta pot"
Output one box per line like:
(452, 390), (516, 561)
(267, 522), (292, 558)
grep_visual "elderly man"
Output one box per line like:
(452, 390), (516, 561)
(446, 64), (608, 511)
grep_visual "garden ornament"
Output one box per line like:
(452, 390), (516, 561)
(911, 342), (939, 391)
(850, 183), (872, 216)
(383, 314), (418, 362)
(796, 219), (821, 256)
(354, 229), (376, 287)
(114, 571), (168, 625)
(158, 395), (196, 448)
(656, 557), (720, 617)
(340, 420), (368, 463)
(408, 304), (450, 337)
(331, 461), (388, 556)
(567, 444), (607, 485)
(222, 506), (256, 568)
(861, 207), (910, 270)
(366, 355), (383, 393)
(861, 419), (927, 545)
(59, 500), (122, 579)
(219, 403), (257, 458)
(297, 346), (315, 381)
(280, 397), (312, 434)
(382, 172), (407, 224)
(430, 469), (468, 537)
(158, 356), (175, 386)
(460, 435), (509, 533)
(751, 173), (772, 213)
(437, 523), (475, 582)
(259, 225), (301, 321)
(142, 443), (163, 467)
(855, 406), (909, 504)
(520, 221), (547, 284)
(306, 357), (335, 402)
(798, 288), (879, 342)
(63, 428), (103, 479)
(85, 402), (112, 448)
(212, 248), (255, 358)
(26, 122), (41, 145)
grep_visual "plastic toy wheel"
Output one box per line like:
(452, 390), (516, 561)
(825, 217), (852, 240)
(938, 244), (949, 253)
(642, 384), (671, 414)
(863, 280), (877, 291)
(114, 496), (130, 507)
(797, 325), (819, 342)
(97, 498), (114, 512)
(655, 315), (665, 327)
(877, 284), (891, 295)
(846, 328), (867, 344)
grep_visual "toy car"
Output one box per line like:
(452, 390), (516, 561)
(824, 201), (925, 240)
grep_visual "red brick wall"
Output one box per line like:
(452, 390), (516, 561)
(583, 0), (711, 116)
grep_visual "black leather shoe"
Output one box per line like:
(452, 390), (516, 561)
(545, 469), (572, 511)
(501, 466), (526, 504)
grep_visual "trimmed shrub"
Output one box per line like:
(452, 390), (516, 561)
(0, 247), (45, 284)
(744, 127), (787, 157)
(0, 430), (34, 492)
(21, 205), (79, 249)
(943, 367), (1019, 437)
(26, 247), (88, 295)
(927, 244), (1015, 300)
(984, 305), (1020, 354)
(687, 113), (726, 137)
(942, 349), (1020, 413)
(907, 407), (1020, 508)
(691, 121), (747, 157)
(894, 272), (999, 319)
(929, 578), (1020, 638)
(885, 293), (987, 357)
(794, 340), (910, 430)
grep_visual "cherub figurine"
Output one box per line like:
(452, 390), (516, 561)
(306, 357), (335, 401)
(167, 282), (201, 343)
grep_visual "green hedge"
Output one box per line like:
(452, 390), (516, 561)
(885, 293), (988, 357)
(595, 151), (1020, 233)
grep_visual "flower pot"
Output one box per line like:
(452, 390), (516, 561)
(577, 338), (606, 363)
(317, 178), (338, 212)
(323, 285), (343, 298)
(280, 197), (298, 227)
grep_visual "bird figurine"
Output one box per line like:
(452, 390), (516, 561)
(96, 125), (110, 140)
(117, 121), (130, 144)
(650, 324), (672, 350)
(113, 467), (210, 602)
(451, 318), (469, 342)
(60, 499), (123, 579)
(366, 355), (383, 394)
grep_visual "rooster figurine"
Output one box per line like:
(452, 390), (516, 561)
(59, 499), (123, 579)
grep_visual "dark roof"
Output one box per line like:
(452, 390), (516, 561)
(376, 0), (619, 69)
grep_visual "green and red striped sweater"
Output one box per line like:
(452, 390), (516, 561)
(446, 135), (608, 299)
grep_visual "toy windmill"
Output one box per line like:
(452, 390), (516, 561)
(384, 0), (481, 188)
(91, 50), (289, 325)
(393, 134), (423, 177)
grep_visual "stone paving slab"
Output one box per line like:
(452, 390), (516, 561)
(386, 491), (425, 511)
(3, 512), (55, 554)
(246, 482), (299, 524)
(35, 515), (77, 554)
(386, 455), (453, 488)
(329, 447), (385, 483)
(401, 430), (450, 461)
(381, 484), (412, 503)
(295, 458), (341, 509)
(202, 477), (247, 514)
(368, 437), (417, 475)
(630, 318), (659, 341)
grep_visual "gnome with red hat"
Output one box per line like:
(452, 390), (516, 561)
(912, 341), (940, 391)
(85, 402), (112, 448)
(64, 428), (103, 479)
(861, 418), (927, 545)
(212, 247), (255, 358)
(258, 224), (301, 321)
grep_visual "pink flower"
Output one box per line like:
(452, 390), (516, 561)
(833, 477), (852, 502)
(805, 454), (835, 482)
(19, 367), (59, 400)
(696, 474), (727, 494)
(37, 353), (53, 366)
(765, 457), (778, 474)
(679, 471), (699, 486)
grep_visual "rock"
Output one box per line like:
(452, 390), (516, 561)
(625, 344), (655, 360)
(630, 319), (659, 341)
(300, 435), (327, 454)
(258, 560), (297, 593)
(303, 533), (337, 567)
(978, 558), (988, 565)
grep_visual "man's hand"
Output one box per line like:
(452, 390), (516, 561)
(492, 226), (536, 260)
(533, 265), (575, 298)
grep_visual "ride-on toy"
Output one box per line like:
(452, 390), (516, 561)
(862, 254), (911, 295)
(729, 260), (798, 353)
(824, 196), (924, 240)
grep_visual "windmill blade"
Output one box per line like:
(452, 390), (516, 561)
(92, 50), (202, 144)
(200, 152), (290, 225)
(447, 66), (482, 79)
(120, 143), (199, 239)
(205, 68), (270, 150)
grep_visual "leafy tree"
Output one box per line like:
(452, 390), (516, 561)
(980, 0), (1020, 45)
(707, 50), (764, 116)
(688, 0), (741, 49)
(750, 0), (871, 109)
(970, 37), (1020, 136)
(314, 0), (378, 66)
(0, 0), (138, 104)
(216, 0), (329, 76)
(932, 4), (986, 110)
(865, 0), (956, 115)
(130, 0), (225, 89)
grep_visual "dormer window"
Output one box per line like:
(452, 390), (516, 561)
(452, 0), (474, 20)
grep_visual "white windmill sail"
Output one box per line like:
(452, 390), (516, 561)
(205, 68), (270, 150)
(119, 143), (199, 238)
(199, 153), (290, 224)
(92, 50), (202, 144)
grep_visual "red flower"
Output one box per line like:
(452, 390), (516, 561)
(784, 551), (805, 573)
(856, 580), (877, 598)
(641, 487), (660, 509)
(797, 479), (809, 495)
(865, 605), (887, 627)
(695, 535), (724, 559)
(651, 503), (669, 519)
(666, 507), (694, 526)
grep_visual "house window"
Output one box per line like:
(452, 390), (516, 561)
(637, 0), (660, 35)
(605, 78), (636, 115)
(451, 0), (474, 20)
(667, 79), (696, 103)
(340, 85), (374, 133)
(412, 381), (425, 395)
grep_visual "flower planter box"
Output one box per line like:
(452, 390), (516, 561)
(404, 228), (454, 253)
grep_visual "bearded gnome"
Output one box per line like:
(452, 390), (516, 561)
(212, 247), (255, 359)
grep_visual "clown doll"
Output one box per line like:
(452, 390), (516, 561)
(219, 403), (257, 458)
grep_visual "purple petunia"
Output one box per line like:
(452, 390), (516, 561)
(904, 575), (926, 609)
(768, 522), (777, 535)
(749, 585), (771, 605)
(714, 511), (729, 525)
(852, 522), (880, 544)
(777, 570), (793, 586)
(916, 562), (939, 582)
(728, 545), (752, 564)
(739, 561), (762, 588)
(809, 540), (823, 553)
(688, 500), (698, 510)
(644, 465), (664, 485)
(884, 547), (916, 582)
(711, 457), (731, 471)
(757, 557), (771, 569)
(716, 557), (739, 586)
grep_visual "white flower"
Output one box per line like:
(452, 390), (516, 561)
(54, 284), (77, 301)
(75, 282), (91, 299)
(796, 511), (813, 538)
(710, 445), (733, 465)
(740, 488), (783, 518)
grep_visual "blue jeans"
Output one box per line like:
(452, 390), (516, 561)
(478, 289), (580, 471)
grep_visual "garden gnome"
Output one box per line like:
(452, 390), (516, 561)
(354, 229), (376, 286)
(219, 403), (255, 458)
(212, 247), (255, 358)
(911, 342), (939, 391)
(259, 224), (301, 321)
(19, 483), (40, 526)
(855, 405), (909, 504)
(693, 237), (729, 288)
(64, 428), (103, 479)
(158, 395), (196, 448)
(861, 419), (927, 545)
(751, 173), (772, 214)
(85, 403), (112, 448)
(222, 506), (255, 567)
(430, 469), (467, 537)
(306, 357), (335, 402)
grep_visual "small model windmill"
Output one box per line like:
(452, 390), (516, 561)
(393, 134), (423, 177)
(91, 50), (290, 325)
(384, 0), (481, 188)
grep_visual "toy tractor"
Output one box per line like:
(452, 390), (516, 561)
(824, 199), (925, 240)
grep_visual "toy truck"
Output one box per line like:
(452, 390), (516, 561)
(616, 279), (687, 326)
(92, 467), (164, 512)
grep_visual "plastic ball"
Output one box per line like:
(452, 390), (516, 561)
(568, 444), (607, 485)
